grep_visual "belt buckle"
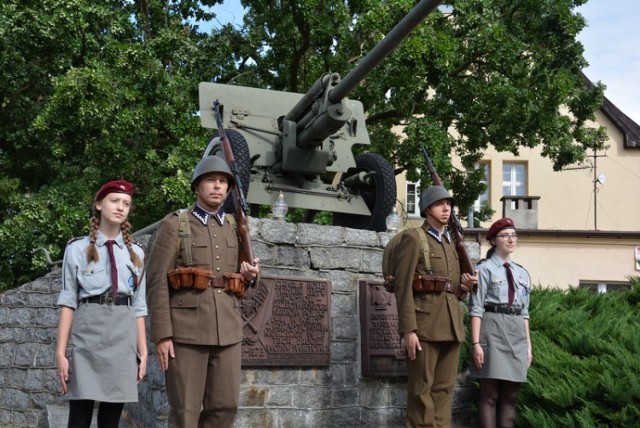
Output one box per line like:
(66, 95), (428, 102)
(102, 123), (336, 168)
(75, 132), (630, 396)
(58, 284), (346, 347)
(104, 294), (115, 305)
(445, 281), (454, 293)
(506, 306), (516, 315)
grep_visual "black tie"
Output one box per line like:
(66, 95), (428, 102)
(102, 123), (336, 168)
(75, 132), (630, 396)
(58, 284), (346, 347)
(105, 240), (118, 297)
(504, 262), (515, 305)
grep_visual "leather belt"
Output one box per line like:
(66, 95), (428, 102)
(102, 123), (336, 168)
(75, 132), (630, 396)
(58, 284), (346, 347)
(412, 274), (467, 300)
(81, 294), (130, 306)
(413, 275), (460, 295)
(484, 305), (521, 315)
(209, 277), (225, 288)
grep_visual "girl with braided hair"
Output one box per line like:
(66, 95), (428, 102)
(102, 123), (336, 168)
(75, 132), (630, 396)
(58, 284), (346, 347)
(56, 180), (148, 428)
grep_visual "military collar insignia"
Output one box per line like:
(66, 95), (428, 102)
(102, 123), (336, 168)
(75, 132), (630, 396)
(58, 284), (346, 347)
(192, 204), (226, 226)
(427, 225), (451, 243)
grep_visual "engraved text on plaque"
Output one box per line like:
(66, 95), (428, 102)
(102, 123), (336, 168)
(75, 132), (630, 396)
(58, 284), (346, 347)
(359, 280), (407, 377)
(241, 276), (331, 366)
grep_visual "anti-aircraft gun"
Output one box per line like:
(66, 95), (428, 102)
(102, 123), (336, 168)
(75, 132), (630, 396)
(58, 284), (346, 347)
(198, 0), (442, 231)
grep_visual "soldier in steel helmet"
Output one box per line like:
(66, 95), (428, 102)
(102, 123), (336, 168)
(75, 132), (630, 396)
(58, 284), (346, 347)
(393, 185), (477, 427)
(146, 155), (260, 427)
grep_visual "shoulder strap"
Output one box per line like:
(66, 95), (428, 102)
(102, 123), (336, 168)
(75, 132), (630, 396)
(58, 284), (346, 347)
(416, 227), (432, 274)
(225, 213), (237, 233)
(177, 209), (193, 267)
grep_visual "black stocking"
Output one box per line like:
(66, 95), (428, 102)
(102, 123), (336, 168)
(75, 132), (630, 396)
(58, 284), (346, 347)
(497, 381), (521, 428)
(97, 402), (125, 428)
(68, 400), (95, 428)
(478, 379), (499, 428)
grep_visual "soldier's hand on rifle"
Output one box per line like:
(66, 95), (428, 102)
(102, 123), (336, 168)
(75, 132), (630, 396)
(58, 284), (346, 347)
(240, 257), (260, 283)
(461, 270), (479, 292)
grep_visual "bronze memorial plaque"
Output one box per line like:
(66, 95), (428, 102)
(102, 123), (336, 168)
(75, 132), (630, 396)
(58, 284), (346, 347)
(359, 280), (407, 377)
(240, 276), (331, 366)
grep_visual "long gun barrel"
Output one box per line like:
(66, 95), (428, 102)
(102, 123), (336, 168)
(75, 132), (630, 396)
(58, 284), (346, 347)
(420, 144), (476, 281)
(289, 0), (443, 149)
(329, 0), (442, 103)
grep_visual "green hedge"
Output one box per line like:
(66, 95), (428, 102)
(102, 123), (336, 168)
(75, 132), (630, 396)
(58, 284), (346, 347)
(515, 277), (640, 426)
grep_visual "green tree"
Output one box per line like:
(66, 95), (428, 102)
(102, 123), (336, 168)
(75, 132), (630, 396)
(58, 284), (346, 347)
(0, 0), (241, 289)
(0, 0), (606, 290)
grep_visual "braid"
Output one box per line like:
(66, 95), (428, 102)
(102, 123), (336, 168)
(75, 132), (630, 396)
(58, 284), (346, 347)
(122, 221), (143, 268)
(86, 215), (100, 264)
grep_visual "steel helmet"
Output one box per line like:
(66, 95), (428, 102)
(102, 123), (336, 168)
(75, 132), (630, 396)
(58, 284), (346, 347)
(190, 155), (234, 191)
(418, 185), (453, 218)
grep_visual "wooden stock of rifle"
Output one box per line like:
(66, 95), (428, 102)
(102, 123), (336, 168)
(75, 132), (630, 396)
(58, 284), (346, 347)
(213, 100), (255, 267)
(419, 144), (476, 280)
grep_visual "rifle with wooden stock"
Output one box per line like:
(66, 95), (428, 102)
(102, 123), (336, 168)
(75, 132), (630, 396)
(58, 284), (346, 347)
(420, 144), (476, 292)
(213, 100), (255, 268)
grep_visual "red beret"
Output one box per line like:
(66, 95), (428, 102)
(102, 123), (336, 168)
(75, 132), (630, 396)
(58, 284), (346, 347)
(486, 217), (516, 240)
(94, 180), (134, 202)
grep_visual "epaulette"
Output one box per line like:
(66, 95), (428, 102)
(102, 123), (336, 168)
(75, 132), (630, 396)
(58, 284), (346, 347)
(512, 261), (525, 269)
(132, 241), (144, 248)
(476, 258), (489, 265)
(225, 213), (237, 232)
(66, 236), (84, 245)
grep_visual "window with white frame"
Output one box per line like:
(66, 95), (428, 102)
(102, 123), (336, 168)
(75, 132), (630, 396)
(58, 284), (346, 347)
(502, 162), (526, 196)
(473, 162), (490, 211)
(406, 181), (421, 217)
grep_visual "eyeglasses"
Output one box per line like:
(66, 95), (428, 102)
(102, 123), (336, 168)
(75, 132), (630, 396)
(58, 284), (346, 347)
(496, 234), (519, 240)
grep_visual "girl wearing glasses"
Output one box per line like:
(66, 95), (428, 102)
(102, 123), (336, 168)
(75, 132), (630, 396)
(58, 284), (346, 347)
(468, 217), (532, 428)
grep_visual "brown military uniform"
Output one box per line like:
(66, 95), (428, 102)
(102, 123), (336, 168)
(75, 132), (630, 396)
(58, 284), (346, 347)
(147, 206), (242, 427)
(394, 221), (464, 428)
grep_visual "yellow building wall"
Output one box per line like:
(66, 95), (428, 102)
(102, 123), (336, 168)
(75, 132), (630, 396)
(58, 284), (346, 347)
(392, 107), (640, 289)
(396, 109), (640, 232)
(478, 108), (640, 231)
(477, 235), (640, 288)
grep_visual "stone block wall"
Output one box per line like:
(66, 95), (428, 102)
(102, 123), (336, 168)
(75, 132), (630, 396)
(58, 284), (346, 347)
(0, 218), (479, 427)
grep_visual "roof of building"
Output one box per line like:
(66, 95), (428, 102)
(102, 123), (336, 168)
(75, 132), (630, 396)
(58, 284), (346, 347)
(584, 74), (640, 148)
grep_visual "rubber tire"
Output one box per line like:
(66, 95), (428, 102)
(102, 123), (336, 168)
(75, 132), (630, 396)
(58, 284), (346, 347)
(333, 153), (397, 232)
(205, 129), (252, 214)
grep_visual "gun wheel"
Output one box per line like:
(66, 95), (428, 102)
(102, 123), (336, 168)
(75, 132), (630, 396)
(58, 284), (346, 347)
(204, 129), (252, 214)
(333, 153), (397, 232)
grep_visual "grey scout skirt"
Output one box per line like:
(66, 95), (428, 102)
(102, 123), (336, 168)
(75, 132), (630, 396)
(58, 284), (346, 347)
(66, 301), (139, 402)
(470, 311), (529, 383)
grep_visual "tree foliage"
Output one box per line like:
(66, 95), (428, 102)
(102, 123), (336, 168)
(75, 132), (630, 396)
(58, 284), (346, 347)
(0, 0), (605, 289)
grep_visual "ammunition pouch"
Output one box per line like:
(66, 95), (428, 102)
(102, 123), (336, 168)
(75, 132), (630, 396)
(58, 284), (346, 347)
(223, 273), (246, 298)
(167, 267), (248, 298)
(412, 274), (469, 300)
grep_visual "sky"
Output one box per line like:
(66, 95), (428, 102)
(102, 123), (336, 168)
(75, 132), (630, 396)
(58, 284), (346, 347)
(210, 0), (640, 123)
(576, 1), (640, 123)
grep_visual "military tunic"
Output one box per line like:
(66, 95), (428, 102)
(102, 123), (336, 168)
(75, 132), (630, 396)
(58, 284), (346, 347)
(57, 231), (147, 402)
(469, 252), (531, 382)
(146, 204), (243, 427)
(394, 221), (464, 428)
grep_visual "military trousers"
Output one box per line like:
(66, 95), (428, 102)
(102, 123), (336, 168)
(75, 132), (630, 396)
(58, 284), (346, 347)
(166, 341), (241, 428)
(405, 340), (460, 428)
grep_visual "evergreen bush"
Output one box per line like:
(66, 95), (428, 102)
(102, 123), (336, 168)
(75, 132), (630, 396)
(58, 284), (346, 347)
(515, 277), (640, 427)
